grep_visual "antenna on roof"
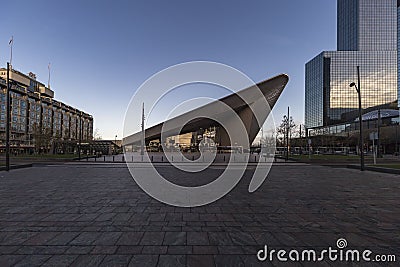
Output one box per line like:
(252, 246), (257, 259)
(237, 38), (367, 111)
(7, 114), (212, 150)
(47, 62), (51, 89)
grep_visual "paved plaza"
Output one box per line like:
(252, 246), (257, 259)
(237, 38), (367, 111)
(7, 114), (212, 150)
(0, 163), (399, 266)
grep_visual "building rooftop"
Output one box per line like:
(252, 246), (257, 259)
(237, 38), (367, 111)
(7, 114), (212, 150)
(0, 67), (92, 118)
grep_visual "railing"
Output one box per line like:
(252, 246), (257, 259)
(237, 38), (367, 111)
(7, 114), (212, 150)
(78, 153), (276, 163)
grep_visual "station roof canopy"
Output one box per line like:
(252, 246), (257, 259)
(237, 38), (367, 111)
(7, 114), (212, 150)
(123, 74), (289, 147)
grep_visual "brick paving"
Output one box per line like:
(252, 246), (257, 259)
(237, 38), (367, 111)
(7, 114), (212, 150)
(0, 163), (399, 266)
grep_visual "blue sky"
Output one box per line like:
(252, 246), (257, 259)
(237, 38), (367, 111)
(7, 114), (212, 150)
(1, 0), (336, 139)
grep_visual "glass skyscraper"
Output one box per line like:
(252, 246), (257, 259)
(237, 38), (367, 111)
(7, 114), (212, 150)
(398, 0), (400, 106)
(305, 0), (398, 129)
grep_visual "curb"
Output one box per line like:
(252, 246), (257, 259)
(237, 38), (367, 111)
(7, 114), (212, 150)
(0, 163), (33, 171)
(347, 164), (400, 175)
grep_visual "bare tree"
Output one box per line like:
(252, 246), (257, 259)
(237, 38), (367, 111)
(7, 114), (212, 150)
(276, 115), (296, 147)
(93, 128), (102, 140)
(32, 123), (52, 154)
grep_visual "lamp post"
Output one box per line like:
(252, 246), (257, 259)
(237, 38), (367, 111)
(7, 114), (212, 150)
(349, 66), (364, 171)
(141, 103), (145, 156)
(5, 62), (10, 171)
(78, 113), (82, 160)
(377, 108), (381, 158)
(115, 134), (117, 154)
(286, 106), (290, 161)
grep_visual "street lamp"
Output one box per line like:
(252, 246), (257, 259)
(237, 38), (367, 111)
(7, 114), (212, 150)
(115, 134), (117, 154)
(5, 62), (11, 171)
(349, 66), (364, 171)
(285, 106), (290, 161)
(377, 109), (381, 158)
(78, 112), (83, 160)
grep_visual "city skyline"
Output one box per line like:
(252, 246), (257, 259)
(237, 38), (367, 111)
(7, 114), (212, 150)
(1, 0), (337, 139)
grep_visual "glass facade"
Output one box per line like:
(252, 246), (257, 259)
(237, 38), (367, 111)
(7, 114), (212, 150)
(28, 98), (41, 133)
(10, 92), (27, 133)
(398, 1), (400, 108)
(62, 110), (70, 138)
(306, 51), (397, 128)
(337, 0), (359, 51)
(305, 53), (324, 128)
(306, 0), (398, 129)
(338, 0), (397, 51)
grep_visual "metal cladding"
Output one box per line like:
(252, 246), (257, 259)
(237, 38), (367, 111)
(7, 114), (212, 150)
(123, 74), (289, 147)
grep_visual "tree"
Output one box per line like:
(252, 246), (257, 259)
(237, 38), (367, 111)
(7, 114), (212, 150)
(32, 123), (52, 154)
(276, 115), (296, 147)
(93, 128), (102, 140)
(50, 128), (64, 154)
(297, 124), (305, 139)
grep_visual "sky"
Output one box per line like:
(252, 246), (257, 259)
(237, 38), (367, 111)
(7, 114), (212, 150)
(0, 0), (337, 139)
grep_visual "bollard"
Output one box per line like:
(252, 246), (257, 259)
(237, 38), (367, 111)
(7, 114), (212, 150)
(223, 155), (225, 162)
(172, 156), (174, 162)
(113, 156), (115, 162)
(254, 155), (256, 162)
(161, 156), (163, 162)
(86, 156), (88, 161)
(132, 156), (134, 162)
(151, 156), (153, 162)
(192, 155), (194, 161)
(182, 156), (183, 162)
(95, 157), (96, 162)
(122, 156), (124, 162)
(104, 156), (106, 162)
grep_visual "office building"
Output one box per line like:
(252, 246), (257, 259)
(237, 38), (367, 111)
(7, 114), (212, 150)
(305, 0), (398, 129)
(398, 0), (400, 104)
(0, 67), (93, 154)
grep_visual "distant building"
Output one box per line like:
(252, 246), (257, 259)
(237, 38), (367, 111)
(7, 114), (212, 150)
(305, 0), (398, 129)
(0, 67), (93, 154)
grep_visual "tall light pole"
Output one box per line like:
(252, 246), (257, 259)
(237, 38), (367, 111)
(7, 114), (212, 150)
(78, 113), (82, 160)
(141, 103), (145, 156)
(286, 106), (290, 161)
(299, 124), (302, 154)
(260, 126), (264, 149)
(5, 37), (13, 170)
(5, 62), (11, 171)
(114, 134), (118, 154)
(350, 66), (364, 171)
(377, 108), (381, 158)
